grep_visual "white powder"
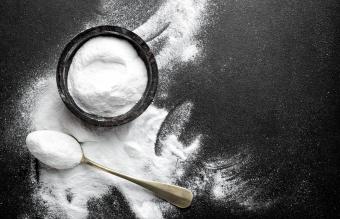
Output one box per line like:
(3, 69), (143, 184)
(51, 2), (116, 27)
(28, 76), (201, 219)
(135, 0), (208, 67)
(87, 0), (210, 99)
(18, 0), (246, 218)
(23, 76), (272, 217)
(68, 36), (147, 117)
(26, 130), (82, 170)
(134, 0), (209, 98)
(11, 0), (278, 217)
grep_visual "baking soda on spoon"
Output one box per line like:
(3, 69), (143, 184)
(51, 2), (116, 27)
(26, 130), (193, 208)
(26, 130), (82, 169)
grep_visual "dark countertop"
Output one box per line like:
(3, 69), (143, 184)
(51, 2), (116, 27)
(0, 0), (339, 218)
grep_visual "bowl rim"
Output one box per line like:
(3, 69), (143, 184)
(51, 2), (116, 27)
(56, 25), (158, 127)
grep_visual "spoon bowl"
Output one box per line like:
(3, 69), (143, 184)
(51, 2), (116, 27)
(26, 130), (193, 208)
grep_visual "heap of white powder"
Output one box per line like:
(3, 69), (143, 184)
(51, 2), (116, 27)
(67, 36), (147, 117)
(26, 130), (82, 169)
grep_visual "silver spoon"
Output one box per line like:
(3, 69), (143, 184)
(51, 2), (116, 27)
(26, 130), (193, 208)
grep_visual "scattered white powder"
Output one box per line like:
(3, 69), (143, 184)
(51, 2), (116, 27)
(68, 36), (147, 117)
(181, 44), (200, 62)
(134, 0), (209, 98)
(29, 76), (201, 219)
(18, 0), (268, 218)
(194, 154), (273, 211)
(22, 76), (271, 218)
(26, 130), (82, 169)
(134, 0), (208, 67)
(23, 1), (213, 218)
(83, 0), (210, 99)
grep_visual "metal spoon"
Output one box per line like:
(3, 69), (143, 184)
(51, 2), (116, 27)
(81, 153), (193, 208)
(26, 130), (193, 208)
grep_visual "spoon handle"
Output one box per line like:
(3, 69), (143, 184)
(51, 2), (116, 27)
(83, 157), (193, 208)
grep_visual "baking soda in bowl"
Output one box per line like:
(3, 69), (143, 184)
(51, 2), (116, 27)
(67, 36), (148, 117)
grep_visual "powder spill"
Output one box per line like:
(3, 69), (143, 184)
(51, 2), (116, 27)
(134, 0), (208, 67)
(29, 76), (201, 219)
(68, 36), (147, 117)
(134, 0), (210, 99)
(22, 76), (269, 218)
(84, 0), (210, 100)
(17, 0), (269, 218)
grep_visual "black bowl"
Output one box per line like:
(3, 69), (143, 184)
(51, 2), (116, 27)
(56, 25), (158, 127)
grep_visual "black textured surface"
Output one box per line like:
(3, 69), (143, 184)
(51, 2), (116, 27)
(0, 0), (339, 218)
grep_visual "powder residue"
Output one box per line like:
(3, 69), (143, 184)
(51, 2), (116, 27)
(134, 0), (208, 67)
(29, 76), (201, 219)
(25, 0), (212, 218)
(18, 0), (262, 218)
(68, 36), (147, 117)
(84, 0), (211, 99)
(29, 77), (267, 219)
(23, 76), (272, 217)
(134, 0), (209, 99)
